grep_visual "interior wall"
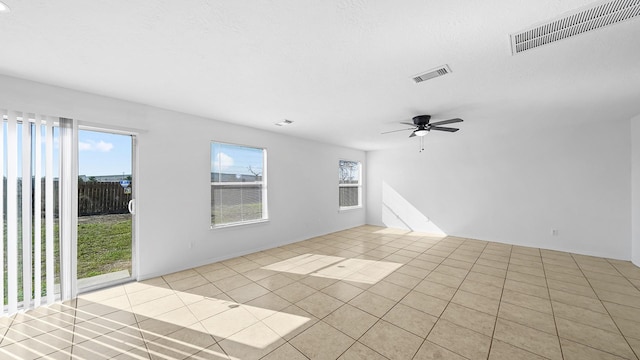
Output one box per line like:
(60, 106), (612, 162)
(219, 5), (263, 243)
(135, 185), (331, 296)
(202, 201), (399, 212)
(0, 74), (366, 279)
(367, 116), (632, 260)
(632, 113), (640, 266)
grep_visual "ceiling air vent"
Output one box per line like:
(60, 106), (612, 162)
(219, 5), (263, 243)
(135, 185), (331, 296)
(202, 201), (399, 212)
(511, 0), (640, 55)
(411, 65), (452, 84)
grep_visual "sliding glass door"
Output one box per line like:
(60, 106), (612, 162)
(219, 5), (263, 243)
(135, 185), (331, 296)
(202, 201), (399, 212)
(76, 129), (135, 292)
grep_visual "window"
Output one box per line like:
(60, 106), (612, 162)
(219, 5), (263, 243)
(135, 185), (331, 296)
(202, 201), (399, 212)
(211, 142), (267, 227)
(339, 160), (361, 209)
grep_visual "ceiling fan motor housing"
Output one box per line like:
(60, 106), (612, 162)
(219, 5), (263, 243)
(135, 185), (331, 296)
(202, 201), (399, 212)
(412, 115), (431, 125)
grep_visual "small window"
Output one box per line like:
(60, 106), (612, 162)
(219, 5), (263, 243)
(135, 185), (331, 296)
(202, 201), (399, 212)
(211, 142), (268, 227)
(339, 160), (362, 209)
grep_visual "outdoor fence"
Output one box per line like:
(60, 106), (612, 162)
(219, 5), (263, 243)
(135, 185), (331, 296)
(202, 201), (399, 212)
(3, 179), (131, 217)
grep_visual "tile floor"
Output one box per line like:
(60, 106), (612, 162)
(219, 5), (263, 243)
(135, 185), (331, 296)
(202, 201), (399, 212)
(1, 225), (640, 359)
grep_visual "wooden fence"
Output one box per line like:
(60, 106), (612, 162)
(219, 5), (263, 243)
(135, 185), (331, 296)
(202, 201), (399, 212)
(3, 179), (130, 217)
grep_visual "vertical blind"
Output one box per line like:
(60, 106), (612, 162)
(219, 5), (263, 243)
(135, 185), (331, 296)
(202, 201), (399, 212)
(1, 110), (59, 315)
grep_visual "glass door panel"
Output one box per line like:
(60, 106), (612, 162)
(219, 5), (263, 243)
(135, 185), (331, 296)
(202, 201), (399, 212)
(77, 129), (134, 291)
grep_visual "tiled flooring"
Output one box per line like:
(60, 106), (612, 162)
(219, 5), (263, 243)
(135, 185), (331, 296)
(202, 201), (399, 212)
(1, 225), (640, 359)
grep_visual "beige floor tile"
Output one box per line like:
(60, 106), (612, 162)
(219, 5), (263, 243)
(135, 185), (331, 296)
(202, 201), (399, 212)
(359, 320), (423, 359)
(501, 289), (552, 314)
(464, 271), (504, 288)
(200, 306), (259, 340)
(498, 302), (557, 335)
(338, 341), (388, 360)
(627, 337), (640, 359)
(506, 270), (548, 288)
(400, 291), (449, 317)
(218, 322), (285, 360)
(425, 271), (464, 288)
(493, 318), (562, 360)
(560, 337), (628, 360)
(295, 291), (344, 318)
(383, 271), (422, 288)
(368, 280), (411, 302)
(126, 285), (175, 306)
(549, 288), (607, 313)
(450, 290), (500, 316)
(413, 279), (457, 301)
(273, 282), (317, 303)
(508, 264), (546, 278)
(382, 303), (438, 337)
(590, 279), (640, 297)
(321, 281), (365, 302)
(167, 274), (210, 292)
(349, 291), (397, 317)
(163, 269), (200, 283)
(256, 273), (296, 291)
(212, 274), (252, 292)
(325, 304), (378, 339)
(503, 278), (549, 299)
(408, 258), (440, 271)
(427, 319), (492, 359)
(546, 278), (597, 298)
(596, 289), (640, 309)
(552, 301), (619, 333)
(440, 302), (496, 336)
(131, 294), (185, 318)
(489, 339), (547, 360)
(604, 301), (640, 323)
(225, 282), (271, 303)
(244, 292), (291, 314)
(395, 264), (430, 279)
(262, 342), (309, 360)
(261, 305), (317, 341)
(290, 321), (355, 360)
(555, 317), (636, 359)
(471, 263), (507, 278)
(544, 270), (590, 287)
(413, 340), (467, 360)
(299, 275), (339, 290)
(459, 278), (503, 300)
(612, 316), (640, 340)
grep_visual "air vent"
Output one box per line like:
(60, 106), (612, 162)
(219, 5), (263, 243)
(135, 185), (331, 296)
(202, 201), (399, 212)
(411, 65), (452, 84)
(511, 0), (640, 55)
(275, 119), (293, 126)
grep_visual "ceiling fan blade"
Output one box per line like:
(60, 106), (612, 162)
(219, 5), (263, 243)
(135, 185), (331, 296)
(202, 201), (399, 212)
(381, 127), (415, 134)
(429, 118), (463, 126)
(400, 122), (416, 126)
(409, 131), (416, 138)
(430, 126), (459, 132)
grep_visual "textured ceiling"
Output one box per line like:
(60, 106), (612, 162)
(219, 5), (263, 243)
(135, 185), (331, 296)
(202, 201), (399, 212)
(0, 0), (639, 150)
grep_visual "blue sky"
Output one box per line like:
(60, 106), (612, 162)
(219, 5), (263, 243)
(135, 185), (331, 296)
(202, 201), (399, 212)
(211, 143), (264, 176)
(78, 130), (132, 177)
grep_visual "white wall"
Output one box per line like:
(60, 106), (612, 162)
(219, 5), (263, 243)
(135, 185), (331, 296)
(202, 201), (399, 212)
(367, 116), (632, 260)
(632, 113), (640, 266)
(0, 74), (366, 279)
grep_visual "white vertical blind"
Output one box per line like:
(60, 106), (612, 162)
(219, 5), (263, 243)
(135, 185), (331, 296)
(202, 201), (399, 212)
(6, 112), (19, 314)
(1, 110), (60, 315)
(21, 113), (33, 310)
(33, 116), (43, 308)
(59, 118), (77, 300)
(45, 116), (55, 305)
(0, 110), (5, 311)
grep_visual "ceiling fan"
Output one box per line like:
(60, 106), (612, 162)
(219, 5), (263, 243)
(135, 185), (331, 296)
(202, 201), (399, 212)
(382, 115), (464, 138)
(382, 115), (464, 152)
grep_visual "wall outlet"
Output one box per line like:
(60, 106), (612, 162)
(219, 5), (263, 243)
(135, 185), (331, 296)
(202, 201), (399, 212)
(551, 229), (559, 236)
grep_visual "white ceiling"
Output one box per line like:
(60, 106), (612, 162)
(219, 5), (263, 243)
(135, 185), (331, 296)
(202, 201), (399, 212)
(1, 0), (639, 150)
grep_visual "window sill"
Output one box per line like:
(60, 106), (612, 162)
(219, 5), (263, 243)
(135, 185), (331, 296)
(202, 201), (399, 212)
(339, 206), (362, 212)
(210, 218), (269, 230)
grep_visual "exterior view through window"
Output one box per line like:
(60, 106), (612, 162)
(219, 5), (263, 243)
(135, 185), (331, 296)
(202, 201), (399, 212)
(339, 160), (361, 209)
(211, 142), (267, 227)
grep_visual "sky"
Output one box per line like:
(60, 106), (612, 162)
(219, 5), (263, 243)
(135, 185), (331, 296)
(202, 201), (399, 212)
(78, 130), (132, 177)
(211, 143), (264, 176)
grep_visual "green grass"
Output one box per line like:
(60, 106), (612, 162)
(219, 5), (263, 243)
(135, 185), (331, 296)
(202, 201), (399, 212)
(77, 216), (132, 279)
(212, 203), (263, 225)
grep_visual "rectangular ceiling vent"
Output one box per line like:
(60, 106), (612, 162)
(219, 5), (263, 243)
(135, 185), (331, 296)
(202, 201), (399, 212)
(411, 65), (452, 84)
(511, 0), (640, 55)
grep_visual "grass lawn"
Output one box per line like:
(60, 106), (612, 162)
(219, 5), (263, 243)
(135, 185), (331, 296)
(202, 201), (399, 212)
(77, 214), (132, 279)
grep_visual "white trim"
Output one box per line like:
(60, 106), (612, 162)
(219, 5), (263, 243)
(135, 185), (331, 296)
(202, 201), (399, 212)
(59, 118), (78, 300)
(33, 116), (42, 307)
(6, 112), (18, 313)
(0, 111), (5, 310)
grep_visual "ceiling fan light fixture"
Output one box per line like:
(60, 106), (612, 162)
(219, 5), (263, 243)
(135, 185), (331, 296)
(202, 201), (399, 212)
(414, 129), (428, 137)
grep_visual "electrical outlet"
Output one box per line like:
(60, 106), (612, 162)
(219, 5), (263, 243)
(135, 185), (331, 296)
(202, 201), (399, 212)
(551, 229), (559, 236)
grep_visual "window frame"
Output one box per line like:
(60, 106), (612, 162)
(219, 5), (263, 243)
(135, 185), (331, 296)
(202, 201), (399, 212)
(338, 159), (362, 211)
(210, 141), (268, 229)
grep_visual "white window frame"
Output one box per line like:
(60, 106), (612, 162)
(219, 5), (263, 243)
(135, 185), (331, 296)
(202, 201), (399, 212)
(211, 141), (268, 228)
(338, 159), (362, 211)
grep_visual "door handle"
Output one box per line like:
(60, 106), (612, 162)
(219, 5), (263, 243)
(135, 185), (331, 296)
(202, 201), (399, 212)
(128, 200), (135, 215)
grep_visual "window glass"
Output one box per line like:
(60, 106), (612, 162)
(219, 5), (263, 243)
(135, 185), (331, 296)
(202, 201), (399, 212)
(339, 160), (361, 209)
(211, 142), (267, 227)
